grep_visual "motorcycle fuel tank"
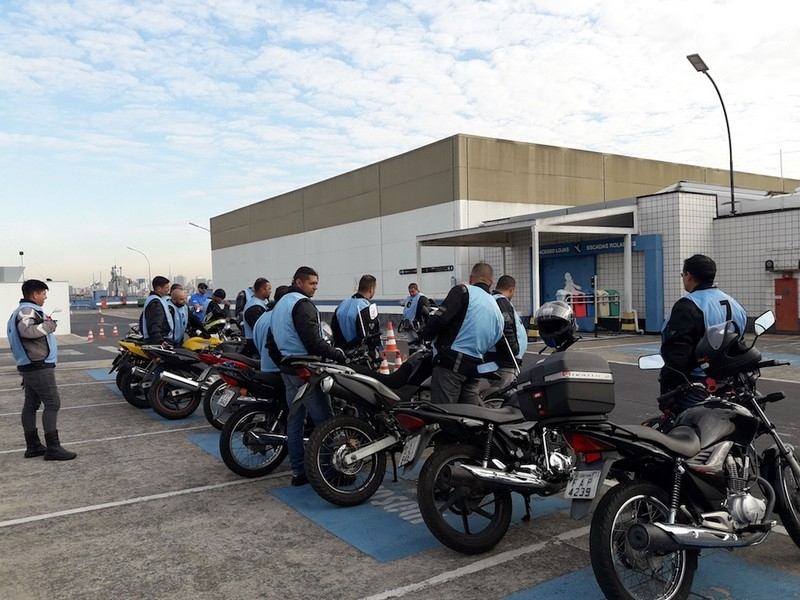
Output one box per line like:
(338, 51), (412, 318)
(675, 399), (759, 448)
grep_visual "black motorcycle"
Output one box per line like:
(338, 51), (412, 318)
(561, 310), (800, 600)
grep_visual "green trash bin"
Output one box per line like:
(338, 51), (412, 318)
(607, 289), (620, 317)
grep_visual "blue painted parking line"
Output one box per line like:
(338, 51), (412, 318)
(85, 368), (116, 381)
(504, 549), (800, 599)
(186, 432), (222, 460)
(106, 384), (122, 396)
(141, 408), (207, 425)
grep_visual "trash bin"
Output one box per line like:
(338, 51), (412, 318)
(597, 290), (610, 318)
(607, 289), (620, 317)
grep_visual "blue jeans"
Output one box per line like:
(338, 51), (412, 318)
(281, 373), (333, 476)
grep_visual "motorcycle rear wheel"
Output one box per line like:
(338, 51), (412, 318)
(219, 404), (287, 478)
(149, 378), (202, 419)
(202, 377), (237, 430)
(590, 481), (697, 600)
(119, 367), (150, 409)
(773, 449), (800, 549)
(417, 444), (513, 554)
(305, 415), (387, 507)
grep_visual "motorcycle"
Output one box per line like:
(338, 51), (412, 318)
(293, 345), (433, 507)
(561, 310), (800, 600)
(108, 323), (152, 408)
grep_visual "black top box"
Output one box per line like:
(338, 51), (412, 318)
(516, 351), (615, 420)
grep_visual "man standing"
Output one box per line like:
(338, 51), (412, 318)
(485, 275), (529, 393)
(165, 288), (206, 345)
(331, 274), (380, 354)
(660, 254), (746, 412)
(189, 282), (211, 321)
(139, 275), (172, 345)
(401, 283), (434, 330)
(267, 266), (346, 486)
(241, 277), (271, 357)
(6, 279), (76, 460)
(420, 263), (504, 405)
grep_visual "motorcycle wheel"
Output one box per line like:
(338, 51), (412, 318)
(590, 481), (697, 600)
(773, 449), (800, 549)
(202, 378), (237, 430)
(149, 378), (202, 419)
(417, 444), (513, 554)
(219, 404), (287, 478)
(114, 363), (129, 390)
(304, 415), (387, 507)
(118, 367), (150, 409)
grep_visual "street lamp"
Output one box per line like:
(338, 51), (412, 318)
(687, 53), (736, 216)
(189, 222), (210, 232)
(126, 246), (152, 292)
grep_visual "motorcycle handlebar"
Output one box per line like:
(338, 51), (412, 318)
(656, 381), (705, 405)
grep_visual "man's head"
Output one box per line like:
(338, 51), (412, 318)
(408, 283), (419, 297)
(469, 262), (494, 288)
(358, 274), (377, 299)
(197, 282), (208, 294)
(170, 283), (183, 292)
(682, 254), (716, 292)
(253, 277), (271, 300)
(292, 266), (319, 298)
(273, 285), (291, 305)
(212, 288), (226, 302)
(21, 279), (49, 306)
(495, 274), (516, 299)
(152, 276), (170, 297)
(170, 288), (187, 306)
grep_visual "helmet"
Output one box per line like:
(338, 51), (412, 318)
(695, 321), (761, 379)
(204, 317), (227, 335)
(535, 301), (577, 350)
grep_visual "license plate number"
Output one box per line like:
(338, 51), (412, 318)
(217, 388), (236, 407)
(398, 434), (421, 467)
(565, 469), (602, 500)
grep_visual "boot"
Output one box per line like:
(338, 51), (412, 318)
(44, 430), (77, 461)
(24, 429), (46, 458)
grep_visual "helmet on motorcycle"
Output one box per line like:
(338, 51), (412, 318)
(535, 301), (577, 350)
(204, 317), (227, 335)
(695, 320), (761, 379)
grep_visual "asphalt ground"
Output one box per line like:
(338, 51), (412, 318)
(2, 309), (800, 599)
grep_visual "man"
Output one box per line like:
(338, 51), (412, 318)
(484, 275), (529, 393)
(241, 277), (271, 357)
(401, 283), (435, 330)
(189, 283), (211, 322)
(203, 288), (231, 330)
(165, 288), (206, 345)
(419, 263), (504, 405)
(6, 279), (76, 460)
(139, 275), (172, 345)
(331, 274), (380, 354)
(267, 267), (346, 486)
(234, 286), (255, 328)
(660, 254), (746, 413)
(252, 285), (291, 373)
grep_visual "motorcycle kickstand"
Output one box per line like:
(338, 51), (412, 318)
(522, 493), (532, 522)
(390, 451), (398, 483)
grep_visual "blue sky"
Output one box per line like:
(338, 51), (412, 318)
(1, 0), (798, 288)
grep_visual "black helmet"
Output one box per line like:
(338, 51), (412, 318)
(535, 301), (577, 350)
(696, 321), (761, 379)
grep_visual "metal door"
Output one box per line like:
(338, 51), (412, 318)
(775, 276), (799, 332)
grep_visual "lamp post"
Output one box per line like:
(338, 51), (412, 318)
(687, 53), (736, 216)
(126, 246), (151, 293)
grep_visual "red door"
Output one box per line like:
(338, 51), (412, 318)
(775, 276), (799, 332)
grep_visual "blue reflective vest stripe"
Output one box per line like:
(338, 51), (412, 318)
(446, 286), (504, 359)
(6, 302), (57, 366)
(252, 310), (279, 372)
(141, 295), (173, 340)
(271, 292), (319, 357)
(335, 296), (370, 344)
(243, 296), (268, 340)
(403, 294), (424, 321)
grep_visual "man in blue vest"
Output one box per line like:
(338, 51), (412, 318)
(189, 282), (211, 322)
(165, 288), (206, 345)
(241, 277), (271, 357)
(6, 279), (76, 460)
(139, 275), (172, 345)
(484, 275), (528, 395)
(660, 254), (746, 412)
(420, 262), (504, 405)
(252, 286), (291, 373)
(267, 266), (346, 486)
(401, 282), (434, 331)
(331, 274), (380, 356)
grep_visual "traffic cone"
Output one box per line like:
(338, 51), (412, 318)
(112, 325), (119, 337)
(99, 327), (106, 339)
(87, 329), (94, 342)
(384, 321), (399, 354)
(378, 352), (390, 375)
(394, 353), (403, 371)
(100, 316), (105, 325)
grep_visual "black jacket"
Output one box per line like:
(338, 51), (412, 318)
(141, 293), (170, 345)
(659, 283), (713, 392)
(484, 292), (520, 368)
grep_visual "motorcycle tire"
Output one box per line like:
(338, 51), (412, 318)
(219, 404), (288, 478)
(202, 377), (237, 430)
(304, 415), (387, 507)
(149, 378), (202, 419)
(773, 449), (800, 549)
(417, 444), (513, 555)
(114, 363), (129, 390)
(589, 480), (697, 600)
(118, 367), (150, 409)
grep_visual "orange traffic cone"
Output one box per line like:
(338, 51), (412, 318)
(87, 329), (94, 342)
(393, 353), (403, 371)
(112, 325), (119, 337)
(99, 327), (106, 339)
(384, 321), (398, 354)
(379, 352), (390, 375)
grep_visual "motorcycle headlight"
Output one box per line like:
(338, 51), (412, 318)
(320, 376), (334, 394)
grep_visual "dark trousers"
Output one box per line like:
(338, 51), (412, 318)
(20, 368), (61, 434)
(430, 365), (482, 405)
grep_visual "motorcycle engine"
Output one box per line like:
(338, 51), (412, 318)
(726, 492), (767, 528)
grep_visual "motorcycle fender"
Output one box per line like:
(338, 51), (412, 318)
(399, 427), (440, 474)
(569, 456), (616, 520)
(109, 352), (127, 374)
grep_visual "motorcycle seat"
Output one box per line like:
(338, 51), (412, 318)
(621, 424), (701, 458)
(252, 370), (283, 386)
(426, 403), (526, 424)
(220, 353), (261, 369)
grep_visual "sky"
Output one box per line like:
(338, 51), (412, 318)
(2, 0), (799, 289)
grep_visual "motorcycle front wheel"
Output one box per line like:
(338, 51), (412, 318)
(773, 449), (800, 549)
(304, 415), (387, 507)
(219, 404), (287, 478)
(417, 444), (513, 554)
(590, 481), (697, 600)
(118, 367), (150, 409)
(149, 378), (202, 419)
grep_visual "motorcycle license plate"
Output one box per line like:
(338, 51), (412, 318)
(564, 469), (602, 500)
(217, 389), (236, 408)
(398, 434), (421, 467)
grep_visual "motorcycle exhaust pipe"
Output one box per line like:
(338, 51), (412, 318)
(159, 371), (201, 392)
(130, 366), (148, 378)
(627, 522), (770, 552)
(441, 464), (552, 492)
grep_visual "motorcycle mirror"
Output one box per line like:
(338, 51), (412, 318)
(753, 310), (775, 336)
(477, 361), (499, 375)
(321, 321), (333, 343)
(638, 354), (665, 370)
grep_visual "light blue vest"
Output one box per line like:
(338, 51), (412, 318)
(141, 294), (173, 341)
(7, 302), (58, 366)
(403, 293), (425, 321)
(444, 286), (504, 359)
(243, 295), (268, 340)
(270, 292), (321, 358)
(335, 296), (371, 344)
(491, 293), (528, 360)
(167, 300), (189, 343)
(252, 309), (279, 372)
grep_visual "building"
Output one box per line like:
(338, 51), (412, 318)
(209, 134), (800, 333)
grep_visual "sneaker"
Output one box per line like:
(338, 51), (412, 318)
(291, 473), (308, 487)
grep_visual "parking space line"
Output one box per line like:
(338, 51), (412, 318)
(359, 526), (590, 600)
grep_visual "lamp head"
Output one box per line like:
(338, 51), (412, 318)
(687, 53), (709, 73)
